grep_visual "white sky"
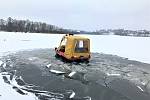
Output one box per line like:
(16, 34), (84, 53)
(0, 0), (150, 31)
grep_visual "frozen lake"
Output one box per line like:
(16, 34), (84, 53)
(0, 32), (150, 64)
(0, 32), (150, 100)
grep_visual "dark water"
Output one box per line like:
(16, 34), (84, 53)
(1, 49), (150, 100)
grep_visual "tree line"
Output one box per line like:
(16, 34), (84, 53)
(0, 17), (79, 34)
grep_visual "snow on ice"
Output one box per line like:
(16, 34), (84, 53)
(0, 73), (36, 100)
(0, 31), (150, 100)
(0, 32), (150, 64)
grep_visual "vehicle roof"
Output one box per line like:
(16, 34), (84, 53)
(65, 34), (89, 40)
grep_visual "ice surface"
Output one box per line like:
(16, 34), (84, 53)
(0, 32), (150, 64)
(69, 91), (75, 98)
(86, 34), (150, 64)
(0, 73), (36, 100)
(137, 86), (144, 92)
(46, 63), (52, 68)
(68, 71), (76, 77)
(49, 69), (65, 74)
(106, 73), (121, 76)
(0, 31), (150, 100)
(0, 60), (3, 66)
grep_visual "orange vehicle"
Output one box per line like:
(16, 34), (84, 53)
(55, 34), (90, 61)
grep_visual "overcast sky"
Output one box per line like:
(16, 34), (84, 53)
(0, 0), (150, 31)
